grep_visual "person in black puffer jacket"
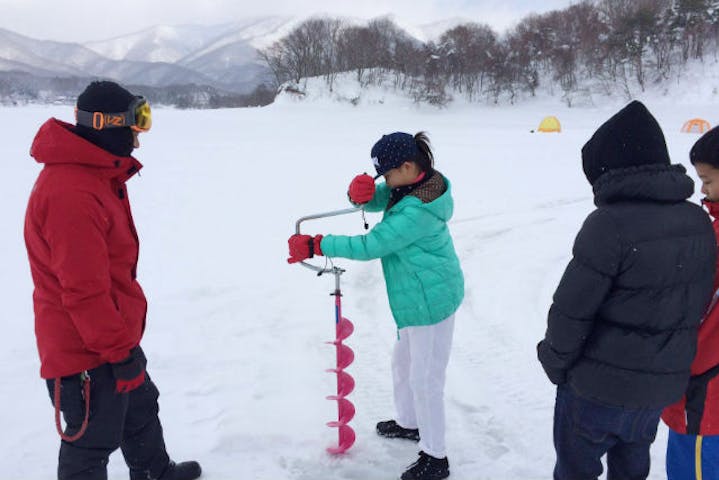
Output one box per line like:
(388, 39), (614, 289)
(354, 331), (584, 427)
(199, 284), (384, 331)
(537, 100), (716, 480)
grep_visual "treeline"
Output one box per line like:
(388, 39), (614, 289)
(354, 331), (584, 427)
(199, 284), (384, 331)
(0, 72), (276, 109)
(260, 0), (719, 106)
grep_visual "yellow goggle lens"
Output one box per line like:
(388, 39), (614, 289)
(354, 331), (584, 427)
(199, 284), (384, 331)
(133, 101), (152, 132)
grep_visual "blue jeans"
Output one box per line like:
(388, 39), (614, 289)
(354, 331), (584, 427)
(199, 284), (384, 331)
(553, 384), (663, 480)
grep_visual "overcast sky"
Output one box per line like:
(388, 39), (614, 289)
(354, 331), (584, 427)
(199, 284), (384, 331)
(0, 0), (574, 42)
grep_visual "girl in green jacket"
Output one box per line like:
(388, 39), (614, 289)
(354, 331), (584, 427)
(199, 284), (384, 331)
(288, 132), (464, 480)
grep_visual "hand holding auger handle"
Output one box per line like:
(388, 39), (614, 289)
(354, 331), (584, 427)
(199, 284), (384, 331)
(292, 207), (360, 454)
(294, 207), (361, 274)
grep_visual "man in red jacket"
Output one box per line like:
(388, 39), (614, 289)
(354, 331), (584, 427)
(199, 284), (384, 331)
(662, 126), (719, 479)
(24, 81), (201, 480)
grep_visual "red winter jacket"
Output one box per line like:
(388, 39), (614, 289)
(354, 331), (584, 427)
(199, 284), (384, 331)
(662, 200), (719, 435)
(24, 118), (147, 379)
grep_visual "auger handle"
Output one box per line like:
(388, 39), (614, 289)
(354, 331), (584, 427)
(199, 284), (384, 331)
(294, 207), (361, 274)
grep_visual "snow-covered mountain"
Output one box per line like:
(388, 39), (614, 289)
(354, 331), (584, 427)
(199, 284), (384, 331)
(0, 28), (91, 77)
(174, 17), (299, 90)
(85, 24), (230, 64)
(0, 18), (294, 94)
(0, 27), (220, 89)
(0, 15), (469, 97)
(177, 16), (299, 59)
(85, 17), (298, 64)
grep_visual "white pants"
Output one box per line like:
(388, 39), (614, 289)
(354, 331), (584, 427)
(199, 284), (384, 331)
(392, 315), (455, 459)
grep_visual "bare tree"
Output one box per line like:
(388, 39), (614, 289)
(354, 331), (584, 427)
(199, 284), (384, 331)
(438, 23), (498, 100)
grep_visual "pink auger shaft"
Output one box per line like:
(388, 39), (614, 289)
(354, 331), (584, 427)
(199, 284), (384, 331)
(325, 287), (356, 454)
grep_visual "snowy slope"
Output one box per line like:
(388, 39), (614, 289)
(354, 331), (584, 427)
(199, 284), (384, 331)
(86, 24), (230, 63)
(0, 28), (90, 76)
(85, 17), (298, 65)
(2, 88), (717, 479)
(177, 16), (298, 62)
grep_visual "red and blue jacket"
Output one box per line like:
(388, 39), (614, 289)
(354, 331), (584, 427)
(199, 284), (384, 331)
(663, 200), (719, 435)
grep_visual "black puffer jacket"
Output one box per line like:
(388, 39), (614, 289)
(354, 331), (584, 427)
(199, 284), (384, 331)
(538, 163), (715, 408)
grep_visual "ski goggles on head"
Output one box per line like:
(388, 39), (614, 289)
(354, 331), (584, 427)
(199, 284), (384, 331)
(75, 96), (152, 132)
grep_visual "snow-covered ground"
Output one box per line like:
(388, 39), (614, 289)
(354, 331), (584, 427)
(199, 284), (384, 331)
(2, 88), (717, 479)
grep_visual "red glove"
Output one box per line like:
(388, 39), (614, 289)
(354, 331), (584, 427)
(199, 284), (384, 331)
(111, 347), (146, 393)
(348, 174), (375, 204)
(287, 234), (324, 264)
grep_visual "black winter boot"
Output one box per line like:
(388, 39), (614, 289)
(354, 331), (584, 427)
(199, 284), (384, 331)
(400, 451), (449, 480)
(159, 461), (202, 480)
(376, 420), (420, 441)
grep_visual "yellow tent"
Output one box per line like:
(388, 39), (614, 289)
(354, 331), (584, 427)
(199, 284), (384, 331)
(538, 116), (561, 133)
(681, 118), (711, 134)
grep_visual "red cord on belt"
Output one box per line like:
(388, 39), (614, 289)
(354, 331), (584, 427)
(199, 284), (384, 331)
(54, 373), (91, 442)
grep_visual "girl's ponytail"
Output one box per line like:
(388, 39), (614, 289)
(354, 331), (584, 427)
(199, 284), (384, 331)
(414, 131), (434, 173)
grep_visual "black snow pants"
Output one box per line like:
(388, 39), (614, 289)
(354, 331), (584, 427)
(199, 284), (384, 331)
(47, 348), (170, 480)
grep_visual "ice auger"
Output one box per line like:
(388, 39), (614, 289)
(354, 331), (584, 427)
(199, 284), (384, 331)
(294, 207), (359, 454)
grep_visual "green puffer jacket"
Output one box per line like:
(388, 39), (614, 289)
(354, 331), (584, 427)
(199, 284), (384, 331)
(320, 174), (464, 328)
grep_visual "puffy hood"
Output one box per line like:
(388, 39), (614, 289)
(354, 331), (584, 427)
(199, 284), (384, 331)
(30, 118), (142, 181)
(582, 101), (670, 185)
(593, 164), (694, 206)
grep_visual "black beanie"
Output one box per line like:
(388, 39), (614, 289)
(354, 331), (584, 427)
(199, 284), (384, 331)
(690, 126), (719, 168)
(581, 101), (670, 185)
(74, 81), (137, 157)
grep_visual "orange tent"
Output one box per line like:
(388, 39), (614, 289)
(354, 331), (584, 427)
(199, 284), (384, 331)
(681, 118), (711, 134)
